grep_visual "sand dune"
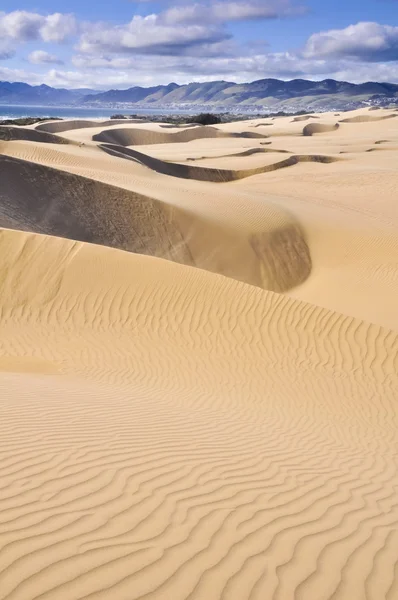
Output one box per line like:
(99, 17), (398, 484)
(159, 123), (201, 129)
(100, 142), (339, 182)
(0, 227), (397, 600)
(339, 114), (397, 123)
(186, 147), (291, 161)
(93, 126), (268, 146)
(0, 107), (398, 599)
(0, 153), (312, 292)
(0, 154), (192, 265)
(36, 119), (142, 134)
(0, 125), (70, 144)
(303, 122), (340, 136)
(291, 115), (320, 122)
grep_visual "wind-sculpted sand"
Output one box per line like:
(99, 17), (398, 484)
(0, 126), (70, 144)
(100, 142), (339, 182)
(302, 122), (340, 136)
(291, 115), (320, 122)
(93, 126), (268, 146)
(0, 153), (312, 292)
(35, 119), (143, 134)
(0, 107), (397, 599)
(339, 114), (397, 124)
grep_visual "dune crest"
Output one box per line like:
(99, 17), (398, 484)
(35, 119), (142, 133)
(0, 153), (313, 292)
(339, 114), (397, 123)
(302, 122), (340, 136)
(0, 125), (70, 144)
(100, 143), (339, 182)
(93, 126), (268, 146)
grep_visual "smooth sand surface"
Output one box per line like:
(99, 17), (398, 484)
(0, 107), (397, 599)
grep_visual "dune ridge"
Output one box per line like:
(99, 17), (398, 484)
(302, 122), (340, 136)
(35, 119), (143, 134)
(0, 126), (70, 145)
(100, 142), (339, 183)
(0, 153), (313, 292)
(93, 126), (268, 146)
(339, 114), (397, 124)
(291, 115), (320, 122)
(0, 154), (193, 265)
(185, 147), (291, 161)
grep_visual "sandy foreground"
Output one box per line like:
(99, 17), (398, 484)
(0, 108), (397, 599)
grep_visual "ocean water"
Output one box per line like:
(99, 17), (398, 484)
(0, 104), (192, 120)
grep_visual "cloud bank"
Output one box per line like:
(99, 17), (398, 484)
(0, 4), (398, 89)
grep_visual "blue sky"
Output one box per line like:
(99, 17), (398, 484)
(1, 0), (398, 89)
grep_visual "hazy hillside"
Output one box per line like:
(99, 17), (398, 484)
(1, 78), (398, 111)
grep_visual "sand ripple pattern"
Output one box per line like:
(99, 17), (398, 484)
(0, 230), (397, 600)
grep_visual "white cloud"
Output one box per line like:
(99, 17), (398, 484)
(303, 22), (398, 62)
(162, 0), (305, 25)
(0, 11), (77, 43)
(78, 14), (229, 56)
(39, 13), (77, 43)
(29, 50), (63, 65)
(1, 7), (398, 91)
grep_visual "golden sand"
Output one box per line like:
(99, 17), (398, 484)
(0, 107), (397, 599)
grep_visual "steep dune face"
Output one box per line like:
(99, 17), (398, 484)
(339, 114), (397, 123)
(0, 154), (312, 292)
(0, 126), (70, 144)
(0, 155), (192, 265)
(303, 122), (340, 136)
(0, 228), (397, 600)
(100, 143), (339, 183)
(291, 115), (320, 122)
(35, 119), (140, 133)
(93, 126), (268, 146)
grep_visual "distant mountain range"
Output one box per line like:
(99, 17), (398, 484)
(1, 79), (398, 112)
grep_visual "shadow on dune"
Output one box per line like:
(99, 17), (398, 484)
(303, 123), (340, 136)
(339, 114), (397, 124)
(0, 154), (193, 265)
(93, 126), (268, 146)
(0, 154), (312, 293)
(0, 126), (71, 144)
(186, 147), (292, 161)
(99, 143), (339, 183)
(291, 115), (320, 122)
(36, 119), (143, 134)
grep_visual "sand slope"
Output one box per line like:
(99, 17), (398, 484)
(35, 119), (142, 133)
(0, 228), (397, 600)
(1, 108), (398, 329)
(100, 142), (339, 182)
(93, 126), (268, 146)
(0, 126), (70, 145)
(0, 154), (192, 265)
(0, 107), (398, 598)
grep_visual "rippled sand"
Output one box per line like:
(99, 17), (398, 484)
(0, 107), (397, 599)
